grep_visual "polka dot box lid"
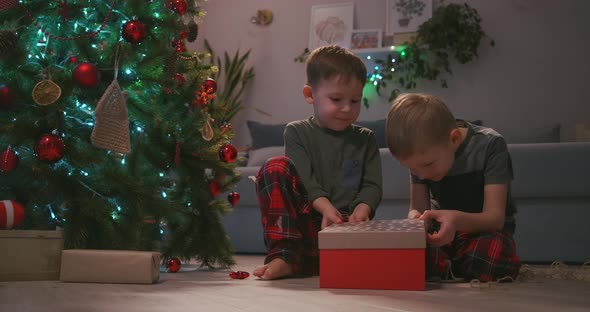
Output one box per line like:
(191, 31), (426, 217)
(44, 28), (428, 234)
(318, 219), (426, 249)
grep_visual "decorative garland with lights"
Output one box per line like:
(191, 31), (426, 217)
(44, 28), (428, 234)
(295, 3), (492, 105)
(20, 0), (116, 41)
(372, 3), (493, 102)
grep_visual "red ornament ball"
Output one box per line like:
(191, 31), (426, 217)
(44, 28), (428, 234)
(0, 200), (25, 229)
(0, 84), (12, 110)
(35, 133), (65, 163)
(202, 78), (217, 94)
(68, 56), (78, 64)
(165, 0), (188, 15)
(0, 147), (19, 173)
(72, 62), (100, 88)
(218, 144), (237, 163)
(227, 191), (240, 207)
(122, 20), (147, 44)
(166, 257), (182, 273)
(208, 179), (221, 197)
(174, 73), (186, 84)
(229, 270), (249, 279)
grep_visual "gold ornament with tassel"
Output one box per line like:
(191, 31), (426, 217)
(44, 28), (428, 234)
(201, 113), (214, 141)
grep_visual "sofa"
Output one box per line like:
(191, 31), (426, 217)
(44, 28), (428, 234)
(221, 141), (590, 263)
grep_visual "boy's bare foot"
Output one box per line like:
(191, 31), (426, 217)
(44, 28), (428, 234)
(253, 258), (294, 280)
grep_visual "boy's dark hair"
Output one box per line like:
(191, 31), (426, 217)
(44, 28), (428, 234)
(305, 45), (367, 87)
(386, 93), (457, 159)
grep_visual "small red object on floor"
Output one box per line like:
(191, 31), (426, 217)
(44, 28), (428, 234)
(229, 271), (249, 279)
(166, 257), (181, 273)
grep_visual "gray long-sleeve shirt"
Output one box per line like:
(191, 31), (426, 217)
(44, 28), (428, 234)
(284, 117), (383, 216)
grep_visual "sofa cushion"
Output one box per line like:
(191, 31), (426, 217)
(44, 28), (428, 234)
(490, 123), (561, 144)
(355, 119), (387, 148)
(247, 146), (285, 167)
(246, 120), (286, 150)
(508, 142), (590, 198)
(380, 149), (410, 199)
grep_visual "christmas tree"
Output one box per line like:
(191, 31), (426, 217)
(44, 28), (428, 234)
(0, 0), (242, 268)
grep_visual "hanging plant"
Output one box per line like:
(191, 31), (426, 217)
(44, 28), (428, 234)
(375, 3), (494, 101)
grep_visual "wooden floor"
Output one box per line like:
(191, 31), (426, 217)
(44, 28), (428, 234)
(1, 255), (589, 312)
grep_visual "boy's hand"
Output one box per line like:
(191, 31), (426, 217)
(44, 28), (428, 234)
(348, 203), (371, 223)
(320, 206), (346, 229)
(419, 210), (458, 247)
(408, 209), (422, 219)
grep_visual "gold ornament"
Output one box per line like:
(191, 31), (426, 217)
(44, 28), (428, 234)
(251, 9), (274, 26)
(201, 113), (214, 141)
(32, 79), (62, 106)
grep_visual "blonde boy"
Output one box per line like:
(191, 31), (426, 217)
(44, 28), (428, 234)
(386, 93), (520, 281)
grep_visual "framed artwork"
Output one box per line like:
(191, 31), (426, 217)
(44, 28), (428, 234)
(385, 0), (432, 36)
(350, 29), (382, 50)
(308, 2), (354, 50)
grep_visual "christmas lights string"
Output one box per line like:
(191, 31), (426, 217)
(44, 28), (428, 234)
(20, 0), (116, 41)
(21, 1), (198, 65)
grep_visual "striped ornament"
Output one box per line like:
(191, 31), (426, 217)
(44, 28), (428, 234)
(0, 200), (25, 229)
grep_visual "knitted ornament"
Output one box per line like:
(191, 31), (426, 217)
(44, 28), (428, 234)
(186, 20), (198, 42)
(0, 30), (18, 57)
(91, 79), (131, 154)
(164, 53), (178, 80)
(0, 0), (18, 11)
(91, 46), (130, 154)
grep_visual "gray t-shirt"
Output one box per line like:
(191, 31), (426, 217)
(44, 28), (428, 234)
(412, 120), (516, 231)
(284, 117), (383, 216)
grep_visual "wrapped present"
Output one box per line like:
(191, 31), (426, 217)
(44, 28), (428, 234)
(0, 230), (64, 281)
(319, 219), (426, 290)
(60, 249), (160, 284)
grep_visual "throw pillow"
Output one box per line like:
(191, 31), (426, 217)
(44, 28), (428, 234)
(246, 120), (286, 150)
(355, 119), (387, 148)
(247, 146), (285, 167)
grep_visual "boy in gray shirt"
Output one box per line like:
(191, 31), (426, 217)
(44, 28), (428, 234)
(386, 93), (520, 282)
(253, 45), (382, 280)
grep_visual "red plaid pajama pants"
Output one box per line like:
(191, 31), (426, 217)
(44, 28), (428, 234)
(255, 156), (321, 276)
(427, 230), (521, 282)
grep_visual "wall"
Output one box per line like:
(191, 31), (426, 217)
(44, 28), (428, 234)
(195, 0), (590, 148)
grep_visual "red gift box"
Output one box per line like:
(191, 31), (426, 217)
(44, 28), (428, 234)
(319, 219), (426, 290)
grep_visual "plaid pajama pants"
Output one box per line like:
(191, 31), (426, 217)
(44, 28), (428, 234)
(255, 156), (322, 276)
(427, 230), (521, 282)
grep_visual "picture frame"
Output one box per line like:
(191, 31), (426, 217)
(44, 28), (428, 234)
(350, 29), (382, 50)
(385, 0), (432, 36)
(308, 2), (354, 50)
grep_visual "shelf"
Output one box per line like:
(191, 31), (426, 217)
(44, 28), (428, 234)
(351, 46), (404, 55)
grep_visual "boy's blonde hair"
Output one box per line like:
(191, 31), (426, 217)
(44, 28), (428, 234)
(386, 93), (457, 158)
(306, 45), (367, 88)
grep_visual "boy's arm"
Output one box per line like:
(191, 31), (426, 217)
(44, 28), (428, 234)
(284, 124), (329, 204)
(422, 183), (507, 245)
(421, 136), (512, 244)
(450, 184), (507, 231)
(452, 135), (512, 231)
(350, 133), (382, 216)
(409, 182), (430, 218)
(463, 135), (513, 231)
